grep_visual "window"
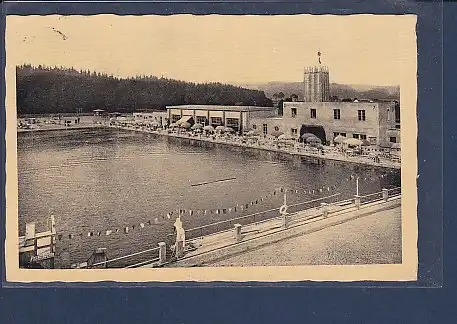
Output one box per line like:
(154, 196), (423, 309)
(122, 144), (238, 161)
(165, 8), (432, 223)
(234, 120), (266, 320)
(171, 114), (181, 123)
(358, 110), (366, 121)
(226, 118), (240, 129)
(291, 108), (297, 118)
(252, 124), (257, 129)
(333, 109), (341, 120)
(291, 128), (298, 137)
(360, 134), (367, 140)
(310, 109), (317, 119)
(196, 116), (207, 125)
(210, 117), (223, 126)
(263, 124), (268, 135)
(340, 133), (346, 137)
(390, 137), (397, 143)
(369, 137), (377, 144)
(353, 134), (360, 139)
(274, 126), (280, 131)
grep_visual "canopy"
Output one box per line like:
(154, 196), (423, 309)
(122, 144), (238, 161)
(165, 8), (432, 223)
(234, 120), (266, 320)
(169, 123), (179, 128)
(306, 136), (321, 144)
(270, 130), (284, 138)
(224, 127), (235, 133)
(301, 133), (316, 140)
(344, 138), (363, 146)
(180, 121), (191, 129)
(176, 116), (193, 125)
(203, 125), (215, 132)
(333, 135), (346, 144)
(215, 125), (226, 131)
(191, 123), (203, 130)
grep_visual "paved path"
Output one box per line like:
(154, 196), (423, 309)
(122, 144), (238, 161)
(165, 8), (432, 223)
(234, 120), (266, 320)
(208, 205), (401, 266)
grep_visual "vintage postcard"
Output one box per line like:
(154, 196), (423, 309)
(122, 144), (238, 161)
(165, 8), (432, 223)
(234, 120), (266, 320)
(5, 14), (417, 283)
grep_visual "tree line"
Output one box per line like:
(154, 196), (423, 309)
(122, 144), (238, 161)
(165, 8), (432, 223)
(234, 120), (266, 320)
(16, 64), (273, 115)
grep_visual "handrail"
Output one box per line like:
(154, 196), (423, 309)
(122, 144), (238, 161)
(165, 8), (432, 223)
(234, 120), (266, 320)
(124, 257), (160, 269)
(90, 246), (160, 267)
(182, 194), (342, 234)
(359, 191), (383, 199)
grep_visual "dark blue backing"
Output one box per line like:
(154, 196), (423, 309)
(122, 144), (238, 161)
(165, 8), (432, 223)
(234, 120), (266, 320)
(0, 0), (453, 322)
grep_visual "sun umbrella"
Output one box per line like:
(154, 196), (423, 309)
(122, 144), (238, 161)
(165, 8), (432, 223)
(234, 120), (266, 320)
(215, 125), (226, 132)
(333, 135), (346, 144)
(224, 127), (235, 133)
(379, 141), (392, 148)
(391, 142), (401, 149)
(180, 122), (191, 129)
(301, 133), (316, 140)
(246, 130), (259, 136)
(270, 130), (284, 138)
(344, 138), (363, 146)
(278, 134), (291, 140)
(151, 121), (160, 127)
(191, 123), (203, 130)
(203, 125), (215, 132)
(306, 136), (321, 144)
(169, 123), (179, 128)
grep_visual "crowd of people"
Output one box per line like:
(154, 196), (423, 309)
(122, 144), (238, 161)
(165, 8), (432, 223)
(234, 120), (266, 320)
(106, 119), (401, 168)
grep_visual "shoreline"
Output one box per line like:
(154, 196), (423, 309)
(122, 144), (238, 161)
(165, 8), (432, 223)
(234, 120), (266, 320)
(17, 124), (100, 133)
(107, 125), (401, 170)
(16, 123), (401, 170)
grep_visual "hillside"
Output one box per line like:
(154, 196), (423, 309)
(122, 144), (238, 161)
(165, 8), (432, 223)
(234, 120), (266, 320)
(236, 81), (400, 101)
(16, 65), (273, 115)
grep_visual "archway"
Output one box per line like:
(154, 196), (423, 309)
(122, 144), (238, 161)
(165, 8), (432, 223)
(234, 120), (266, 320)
(299, 125), (327, 144)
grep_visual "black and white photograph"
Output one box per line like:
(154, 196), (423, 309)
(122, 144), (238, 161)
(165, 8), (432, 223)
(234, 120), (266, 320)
(5, 14), (418, 282)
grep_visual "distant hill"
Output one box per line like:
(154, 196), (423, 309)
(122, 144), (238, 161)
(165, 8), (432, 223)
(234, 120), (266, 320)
(16, 65), (273, 115)
(236, 81), (400, 101)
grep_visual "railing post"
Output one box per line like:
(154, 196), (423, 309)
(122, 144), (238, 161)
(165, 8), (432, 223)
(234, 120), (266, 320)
(320, 202), (329, 218)
(382, 188), (389, 202)
(175, 241), (184, 259)
(354, 195), (361, 210)
(234, 223), (242, 242)
(158, 242), (167, 264)
(282, 214), (289, 228)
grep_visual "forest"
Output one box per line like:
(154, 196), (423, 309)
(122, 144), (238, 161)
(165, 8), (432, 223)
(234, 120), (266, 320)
(16, 65), (273, 115)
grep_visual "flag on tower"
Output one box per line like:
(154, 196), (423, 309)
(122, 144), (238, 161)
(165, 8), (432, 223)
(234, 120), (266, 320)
(318, 51), (321, 64)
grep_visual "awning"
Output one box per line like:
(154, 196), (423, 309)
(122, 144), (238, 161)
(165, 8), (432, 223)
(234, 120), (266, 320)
(176, 116), (193, 125)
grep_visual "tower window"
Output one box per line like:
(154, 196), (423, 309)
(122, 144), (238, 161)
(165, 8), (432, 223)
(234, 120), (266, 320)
(263, 124), (268, 135)
(333, 109), (340, 120)
(390, 137), (397, 143)
(310, 109), (317, 119)
(358, 110), (366, 121)
(291, 108), (297, 118)
(274, 126), (279, 131)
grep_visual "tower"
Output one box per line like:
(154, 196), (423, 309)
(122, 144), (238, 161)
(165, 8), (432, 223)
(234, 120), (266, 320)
(303, 51), (330, 102)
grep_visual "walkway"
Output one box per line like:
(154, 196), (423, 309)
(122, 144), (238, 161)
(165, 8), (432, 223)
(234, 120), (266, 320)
(107, 124), (401, 170)
(209, 205), (401, 266)
(143, 196), (401, 268)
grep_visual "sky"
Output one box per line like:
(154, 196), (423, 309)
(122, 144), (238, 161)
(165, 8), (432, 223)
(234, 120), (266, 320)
(6, 14), (416, 86)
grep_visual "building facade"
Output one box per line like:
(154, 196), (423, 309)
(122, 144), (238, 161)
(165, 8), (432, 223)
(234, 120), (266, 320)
(165, 105), (277, 132)
(251, 101), (399, 145)
(133, 111), (168, 125)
